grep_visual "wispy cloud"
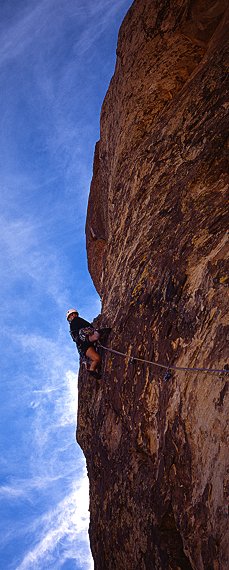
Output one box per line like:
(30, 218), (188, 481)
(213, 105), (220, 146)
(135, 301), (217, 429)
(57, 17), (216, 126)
(0, 327), (93, 569)
(0, 214), (69, 323)
(0, 0), (129, 67)
(13, 474), (92, 570)
(0, 0), (56, 66)
(14, 330), (79, 432)
(0, 1), (132, 568)
(0, 486), (26, 500)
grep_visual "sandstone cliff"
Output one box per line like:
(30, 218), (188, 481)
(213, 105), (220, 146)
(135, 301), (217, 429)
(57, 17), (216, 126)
(77, 1), (229, 568)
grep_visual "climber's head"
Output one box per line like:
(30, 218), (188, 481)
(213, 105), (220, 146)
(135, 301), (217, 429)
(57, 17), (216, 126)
(66, 308), (78, 321)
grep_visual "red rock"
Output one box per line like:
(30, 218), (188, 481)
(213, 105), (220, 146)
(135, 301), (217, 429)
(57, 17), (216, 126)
(78, 1), (229, 568)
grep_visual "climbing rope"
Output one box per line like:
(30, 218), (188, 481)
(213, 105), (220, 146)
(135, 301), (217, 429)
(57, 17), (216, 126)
(98, 343), (229, 377)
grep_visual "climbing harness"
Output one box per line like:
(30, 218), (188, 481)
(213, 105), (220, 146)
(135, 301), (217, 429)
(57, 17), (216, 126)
(98, 343), (229, 380)
(79, 327), (95, 342)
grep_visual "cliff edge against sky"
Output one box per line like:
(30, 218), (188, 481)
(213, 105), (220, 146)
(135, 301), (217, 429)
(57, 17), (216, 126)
(77, 1), (229, 568)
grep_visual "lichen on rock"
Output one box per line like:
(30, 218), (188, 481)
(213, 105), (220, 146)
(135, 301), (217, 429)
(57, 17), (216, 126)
(78, 1), (229, 568)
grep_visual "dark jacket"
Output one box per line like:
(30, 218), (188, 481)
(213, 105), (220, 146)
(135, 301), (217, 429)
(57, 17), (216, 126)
(70, 316), (92, 341)
(70, 316), (93, 357)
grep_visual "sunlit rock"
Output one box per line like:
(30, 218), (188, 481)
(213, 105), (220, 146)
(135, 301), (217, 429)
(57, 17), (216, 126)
(77, 1), (229, 568)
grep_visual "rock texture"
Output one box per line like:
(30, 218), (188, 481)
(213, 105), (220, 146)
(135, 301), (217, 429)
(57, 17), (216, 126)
(77, 1), (229, 568)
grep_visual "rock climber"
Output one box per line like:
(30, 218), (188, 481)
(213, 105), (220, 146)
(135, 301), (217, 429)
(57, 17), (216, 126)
(66, 309), (102, 379)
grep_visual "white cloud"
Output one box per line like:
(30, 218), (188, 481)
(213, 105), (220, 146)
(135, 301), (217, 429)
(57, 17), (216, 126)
(0, 486), (26, 500)
(0, 0), (55, 66)
(0, 327), (93, 569)
(0, 0), (130, 67)
(15, 330), (79, 432)
(15, 472), (93, 570)
(0, 213), (70, 321)
(0, 2), (132, 568)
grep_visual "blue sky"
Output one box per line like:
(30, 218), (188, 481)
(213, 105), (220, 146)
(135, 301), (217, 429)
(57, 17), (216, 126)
(0, 1), (132, 568)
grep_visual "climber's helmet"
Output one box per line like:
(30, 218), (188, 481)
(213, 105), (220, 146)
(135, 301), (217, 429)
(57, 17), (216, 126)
(66, 308), (78, 321)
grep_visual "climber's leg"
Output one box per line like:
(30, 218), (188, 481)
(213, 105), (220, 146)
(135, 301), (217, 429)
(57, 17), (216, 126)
(85, 346), (101, 372)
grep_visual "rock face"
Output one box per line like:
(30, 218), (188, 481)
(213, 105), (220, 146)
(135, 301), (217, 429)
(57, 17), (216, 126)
(77, 1), (229, 569)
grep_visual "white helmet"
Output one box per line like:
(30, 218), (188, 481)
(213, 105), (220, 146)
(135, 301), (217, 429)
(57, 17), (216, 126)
(66, 308), (78, 320)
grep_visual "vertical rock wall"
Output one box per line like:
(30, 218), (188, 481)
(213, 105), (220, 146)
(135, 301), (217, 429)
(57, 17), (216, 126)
(77, 1), (229, 568)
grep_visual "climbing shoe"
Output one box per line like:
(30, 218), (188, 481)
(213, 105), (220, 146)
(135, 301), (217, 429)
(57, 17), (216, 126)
(89, 370), (102, 380)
